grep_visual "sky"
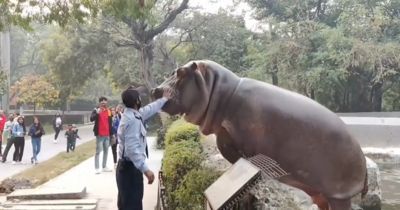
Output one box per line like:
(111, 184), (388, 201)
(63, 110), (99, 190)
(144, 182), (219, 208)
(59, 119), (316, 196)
(189, 0), (266, 32)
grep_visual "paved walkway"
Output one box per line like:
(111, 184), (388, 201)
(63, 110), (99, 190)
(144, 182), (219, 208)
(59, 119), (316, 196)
(38, 137), (163, 210)
(0, 125), (95, 182)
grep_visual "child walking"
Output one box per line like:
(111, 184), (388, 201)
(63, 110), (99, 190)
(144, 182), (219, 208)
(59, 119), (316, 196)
(65, 124), (79, 152)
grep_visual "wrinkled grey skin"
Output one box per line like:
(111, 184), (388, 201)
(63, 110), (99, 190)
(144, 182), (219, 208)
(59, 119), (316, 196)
(153, 60), (367, 210)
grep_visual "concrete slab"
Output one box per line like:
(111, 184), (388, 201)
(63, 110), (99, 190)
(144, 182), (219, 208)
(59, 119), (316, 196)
(6, 187), (86, 201)
(3, 198), (97, 205)
(1, 204), (96, 210)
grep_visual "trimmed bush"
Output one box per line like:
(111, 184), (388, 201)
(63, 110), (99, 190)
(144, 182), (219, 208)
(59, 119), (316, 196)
(174, 168), (221, 210)
(156, 113), (179, 149)
(162, 140), (203, 209)
(165, 119), (200, 146)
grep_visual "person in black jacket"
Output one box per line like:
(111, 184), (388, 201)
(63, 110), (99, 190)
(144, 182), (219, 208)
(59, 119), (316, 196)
(28, 116), (45, 164)
(90, 96), (113, 174)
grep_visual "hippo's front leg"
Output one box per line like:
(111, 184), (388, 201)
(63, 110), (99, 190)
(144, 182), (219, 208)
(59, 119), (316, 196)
(216, 128), (241, 164)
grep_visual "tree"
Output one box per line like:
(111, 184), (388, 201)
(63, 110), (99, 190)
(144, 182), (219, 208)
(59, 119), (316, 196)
(102, 0), (189, 90)
(0, 0), (98, 31)
(244, 0), (400, 112)
(41, 22), (109, 111)
(11, 75), (59, 112)
(0, 69), (8, 96)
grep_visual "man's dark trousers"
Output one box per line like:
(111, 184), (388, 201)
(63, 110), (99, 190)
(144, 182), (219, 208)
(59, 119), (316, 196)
(116, 159), (144, 210)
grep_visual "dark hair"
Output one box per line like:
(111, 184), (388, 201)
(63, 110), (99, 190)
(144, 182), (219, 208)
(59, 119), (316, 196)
(33, 116), (41, 127)
(17, 116), (26, 133)
(99, 96), (108, 103)
(121, 87), (140, 109)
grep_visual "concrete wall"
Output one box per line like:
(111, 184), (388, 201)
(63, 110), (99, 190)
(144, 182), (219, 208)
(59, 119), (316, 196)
(338, 113), (400, 147)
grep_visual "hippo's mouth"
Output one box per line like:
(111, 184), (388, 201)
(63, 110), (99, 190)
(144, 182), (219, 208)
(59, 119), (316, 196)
(161, 100), (185, 116)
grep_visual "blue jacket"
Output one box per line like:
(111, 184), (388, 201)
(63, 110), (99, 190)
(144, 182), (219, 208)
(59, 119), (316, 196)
(12, 123), (26, 137)
(112, 114), (121, 135)
(117, 97), (168, 173)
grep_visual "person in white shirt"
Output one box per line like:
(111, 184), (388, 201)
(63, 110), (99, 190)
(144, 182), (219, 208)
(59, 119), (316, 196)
(52, 113), (63, 143)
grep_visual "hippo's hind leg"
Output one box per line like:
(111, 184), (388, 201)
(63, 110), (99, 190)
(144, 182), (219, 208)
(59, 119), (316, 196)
(279, 176), (329, 210)
(216, 128), (241, 163)
(327, 197), (351, 210)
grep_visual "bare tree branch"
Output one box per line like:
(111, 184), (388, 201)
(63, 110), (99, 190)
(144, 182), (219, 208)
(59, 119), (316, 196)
(168, 18), (208, 54)
(147, 0), (189, 39)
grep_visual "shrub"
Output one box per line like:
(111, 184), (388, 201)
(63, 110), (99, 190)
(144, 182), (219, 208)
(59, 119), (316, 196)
(156, 113), (179, 149)
(164, 119), (200, 146)
(174, 168), (221, 210)
(162, 140), (203, 208)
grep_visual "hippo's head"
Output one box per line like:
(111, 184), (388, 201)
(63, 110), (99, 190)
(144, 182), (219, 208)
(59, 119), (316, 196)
(152, 61), (210, 124)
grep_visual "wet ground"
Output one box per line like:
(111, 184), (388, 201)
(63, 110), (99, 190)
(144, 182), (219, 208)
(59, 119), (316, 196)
(379, 165), (400, 210)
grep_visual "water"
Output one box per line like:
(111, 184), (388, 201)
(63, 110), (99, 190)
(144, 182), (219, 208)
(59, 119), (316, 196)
(380, 166), (400, 209)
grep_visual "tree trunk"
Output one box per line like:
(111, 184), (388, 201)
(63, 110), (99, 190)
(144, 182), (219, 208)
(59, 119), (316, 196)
(270, 59), (279, 86)
(139, 43), (156, 91)
(371, 82), (383, 111)
(33, 103), (36, 114)
(310, 89), (315, 100)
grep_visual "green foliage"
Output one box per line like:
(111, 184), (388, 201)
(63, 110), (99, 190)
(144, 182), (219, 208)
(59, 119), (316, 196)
(161, 118), (220, 210)
(40, 22), (109, 110)
(162, 140), (203, 208)
(156, 113), (179, 149)
(172, 11), (251, 73)
(0, 0), (98, 31)
(164, 118), (200, 146)
(0, 70), (8, 96)
(173, 168), (221, 210)
(102, 0), (156, 22)
(244, 0), (400, 112)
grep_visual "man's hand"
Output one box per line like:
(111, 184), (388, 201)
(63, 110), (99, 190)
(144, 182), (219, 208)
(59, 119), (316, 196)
(163, 88), (173, 100)
(95, 108), (100, 114)
(144, 170), (155, 184)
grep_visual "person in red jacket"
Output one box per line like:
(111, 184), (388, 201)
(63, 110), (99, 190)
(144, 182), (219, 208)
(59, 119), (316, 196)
(0, 110), (7, 157)
(90, 96), (113, 174)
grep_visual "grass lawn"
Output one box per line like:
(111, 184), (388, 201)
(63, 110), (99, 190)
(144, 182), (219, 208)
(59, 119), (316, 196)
(11, 139), (95, 188)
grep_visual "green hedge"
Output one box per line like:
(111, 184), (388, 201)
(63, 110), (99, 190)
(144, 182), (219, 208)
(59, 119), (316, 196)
(162, 119), (219, 210)
(174, 168), (221, 210)
(164, 119), (200, 146)
(156, 113), (179, 149)
(162, 140), (203, 193)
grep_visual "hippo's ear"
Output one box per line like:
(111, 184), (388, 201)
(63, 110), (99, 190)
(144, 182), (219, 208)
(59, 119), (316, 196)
(177, 62), (198, 79)
(189, 62), (197, 72)
(176, 68), (186, 79)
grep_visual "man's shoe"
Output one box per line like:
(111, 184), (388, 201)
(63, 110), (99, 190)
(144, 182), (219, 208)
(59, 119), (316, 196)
(53, 140), (58, 144)
(102, 167), (112, 172)
(12, 161), (16, 165)
(95, 169), (101, 174)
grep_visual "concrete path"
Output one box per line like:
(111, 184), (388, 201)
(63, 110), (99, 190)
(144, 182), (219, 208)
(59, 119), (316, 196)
(0, 125), (95, 182)
(38, 137), (163, 210)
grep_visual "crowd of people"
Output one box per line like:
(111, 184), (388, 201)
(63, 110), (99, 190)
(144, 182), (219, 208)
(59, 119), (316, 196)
(0, 86), (172, 210)
(0, 112), (46, 165)
(0, 102), (124, 167)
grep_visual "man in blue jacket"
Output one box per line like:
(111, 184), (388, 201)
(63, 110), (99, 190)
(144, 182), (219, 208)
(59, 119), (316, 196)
(116, 86), (171, 210)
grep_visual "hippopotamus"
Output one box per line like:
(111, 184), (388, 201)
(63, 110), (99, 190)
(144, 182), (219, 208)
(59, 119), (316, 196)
(152, 60), (367, 210)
